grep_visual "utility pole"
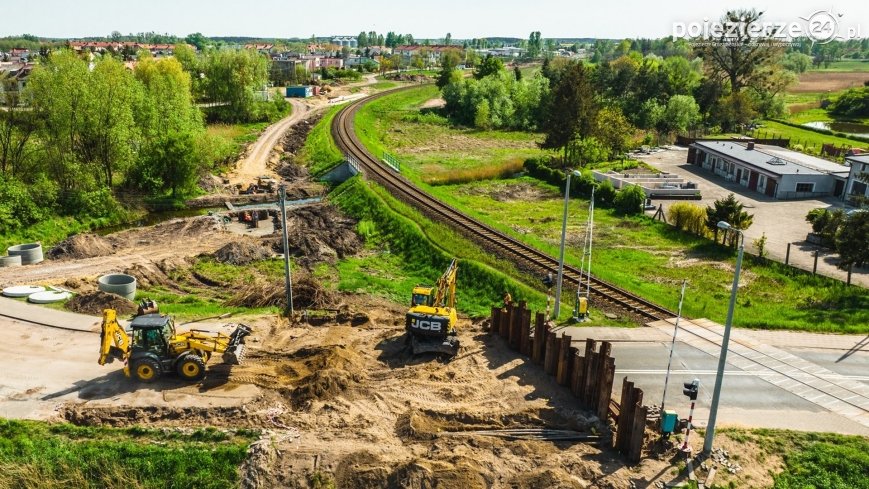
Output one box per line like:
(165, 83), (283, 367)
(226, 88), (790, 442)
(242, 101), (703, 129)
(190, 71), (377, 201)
(278, 185), (294, 318)
(553, 170), (581, 319)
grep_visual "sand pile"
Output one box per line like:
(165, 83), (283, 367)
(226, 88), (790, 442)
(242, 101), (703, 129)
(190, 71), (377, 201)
(48, 234), (115, 260)
(65, 291), (137, 316)
(213, 240), (273, 265)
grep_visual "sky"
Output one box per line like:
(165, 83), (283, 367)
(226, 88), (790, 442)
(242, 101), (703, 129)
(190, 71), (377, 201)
(1, 0), (867, 40)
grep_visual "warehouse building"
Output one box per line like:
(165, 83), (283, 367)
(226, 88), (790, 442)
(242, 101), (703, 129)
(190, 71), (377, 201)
(688, 141), (851, 200)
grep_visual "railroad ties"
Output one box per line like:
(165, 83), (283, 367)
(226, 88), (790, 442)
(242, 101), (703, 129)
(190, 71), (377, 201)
(332, 87), (676, 323)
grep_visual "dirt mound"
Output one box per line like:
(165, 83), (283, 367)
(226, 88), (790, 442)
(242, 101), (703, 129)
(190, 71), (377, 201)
(270, 204), (362, 266)
(60, 404), (254, 428)
(225, 273), (334, 309)
(396, 408), (551, 441)
(282, 345), (364, 406)
(390, 459), (489, 489)
(509, 469), (585, 489)
(48, 233), (115, 260)
(124, 257), (192, 290)
(213, 240), (273, 265)
(65, 291), (137, 316)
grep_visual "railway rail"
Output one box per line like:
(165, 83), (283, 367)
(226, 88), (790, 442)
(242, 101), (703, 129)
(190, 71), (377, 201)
(332, 85), (676, 322)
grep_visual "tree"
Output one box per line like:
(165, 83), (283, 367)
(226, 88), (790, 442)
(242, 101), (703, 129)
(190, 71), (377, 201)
(473, 54), (503, 79)
(540, 62), (599, 165)
(357, 31), (368, 49)
(594, 106), (633, 159)
(514, 65), (522, 81)
(0, 73), (36, 176)
(705, 193), (753, 245)
(527, 31), (542, 58)
(836, 210), (869, 269)
(781, 52), (812, 73)
(184, 32), (208, 51)
(660, 94), (701, 134)
(444, 33), (452, 46)
(828, 87), (869, 118)
(436, 50), (460, 89)
(614, 185), (646, 215)
(699, 9), (781, 95)
(200, 49), (270, 123)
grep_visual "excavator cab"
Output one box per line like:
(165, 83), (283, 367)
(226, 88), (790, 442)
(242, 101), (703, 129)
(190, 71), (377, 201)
(411, 286), (435, 307)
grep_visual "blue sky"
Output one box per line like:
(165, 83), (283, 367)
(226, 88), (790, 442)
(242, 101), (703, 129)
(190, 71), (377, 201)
(2, 0), (866, 40)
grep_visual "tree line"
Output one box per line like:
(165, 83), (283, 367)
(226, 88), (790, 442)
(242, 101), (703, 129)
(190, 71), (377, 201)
(0, 46), (286, 234)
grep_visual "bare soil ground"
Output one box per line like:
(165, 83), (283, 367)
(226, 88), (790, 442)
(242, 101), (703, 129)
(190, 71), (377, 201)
(792, 71), (869, 93)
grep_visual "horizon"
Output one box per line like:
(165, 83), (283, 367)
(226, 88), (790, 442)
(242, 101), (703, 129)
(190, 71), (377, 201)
(2, 0), (865, 42)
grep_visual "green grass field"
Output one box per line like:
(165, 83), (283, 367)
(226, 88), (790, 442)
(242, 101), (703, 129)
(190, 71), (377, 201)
(354, 84), (552, 185)
(752, 120), (867, 152)
(299, 105), (344, 176)
(0, 418), (256, 488)
(807, 59), (869, 72)
(352, 86), (869, 332)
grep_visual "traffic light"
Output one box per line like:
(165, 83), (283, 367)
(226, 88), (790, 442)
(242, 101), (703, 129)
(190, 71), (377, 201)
(683, 378), (700, 401)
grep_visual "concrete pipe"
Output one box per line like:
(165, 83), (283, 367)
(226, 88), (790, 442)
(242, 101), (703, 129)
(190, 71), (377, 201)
(97, 274), (137, 301)
(7, 243), (44, 265)
(0, 255), (22, 267)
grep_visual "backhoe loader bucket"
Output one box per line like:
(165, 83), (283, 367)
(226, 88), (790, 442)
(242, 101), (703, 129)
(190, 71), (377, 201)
(222, 324), (252, 365)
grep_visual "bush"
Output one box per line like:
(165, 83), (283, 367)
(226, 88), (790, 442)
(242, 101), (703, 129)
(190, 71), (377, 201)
(0, 176), (48, 232)
(668, 202), (709, 237)
(614, 184), (646, 215)
(595, 179), (616, 207)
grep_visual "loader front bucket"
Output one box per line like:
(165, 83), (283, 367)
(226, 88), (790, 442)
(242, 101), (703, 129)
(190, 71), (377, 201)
(222, 324), (252, 365)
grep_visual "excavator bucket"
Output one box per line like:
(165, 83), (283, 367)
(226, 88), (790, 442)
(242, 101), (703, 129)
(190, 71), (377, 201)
(221, 324), (252, 365)
(411, 334), (460, 357)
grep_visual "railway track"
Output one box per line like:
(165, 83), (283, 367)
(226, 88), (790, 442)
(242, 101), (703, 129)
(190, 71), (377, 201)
(332, 86), (675, 322)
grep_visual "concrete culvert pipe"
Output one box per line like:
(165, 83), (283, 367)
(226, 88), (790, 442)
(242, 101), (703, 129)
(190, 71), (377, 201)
(0, 255), (22, 267)
(97, 274), (137, 301)
(7, 243), (43, 265)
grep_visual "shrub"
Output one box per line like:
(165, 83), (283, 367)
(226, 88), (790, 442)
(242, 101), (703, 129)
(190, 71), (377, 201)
(614, 184), (646, 215)
(595, 179), (616, 207)
(668, 202), (709, 237)
(0, 176), (48, 232)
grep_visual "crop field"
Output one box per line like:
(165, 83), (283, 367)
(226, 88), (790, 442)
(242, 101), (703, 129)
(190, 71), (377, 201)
(791, 70), (869, 93)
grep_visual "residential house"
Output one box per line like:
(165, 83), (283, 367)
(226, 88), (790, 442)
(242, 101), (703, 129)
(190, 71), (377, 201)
(345, 56), (378, 68)
(67, 41), (179, 57)
(0, 62), (34, 95)
(394, 45), (462, 65)
(9, 48), (30, 62)
(689, 141), (851, 199)
(844, 154), (869, 203)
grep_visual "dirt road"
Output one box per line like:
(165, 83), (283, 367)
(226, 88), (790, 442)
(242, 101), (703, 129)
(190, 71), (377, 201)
(227, 98), (314, 187)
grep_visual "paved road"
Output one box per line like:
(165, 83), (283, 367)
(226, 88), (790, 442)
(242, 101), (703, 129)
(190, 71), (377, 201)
(558, 321), (869, 435)
(637, 148), (868, 287)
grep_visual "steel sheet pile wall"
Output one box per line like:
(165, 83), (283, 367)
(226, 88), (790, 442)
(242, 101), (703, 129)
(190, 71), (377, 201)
(490, 302), (647, 464)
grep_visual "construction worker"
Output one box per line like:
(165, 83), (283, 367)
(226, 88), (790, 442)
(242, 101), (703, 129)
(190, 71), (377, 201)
(503, 291), (512, 308)
(542, 272), (554, 289)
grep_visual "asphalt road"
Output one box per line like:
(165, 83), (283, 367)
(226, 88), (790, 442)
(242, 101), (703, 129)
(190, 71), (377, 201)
(560, 323), (869, 436)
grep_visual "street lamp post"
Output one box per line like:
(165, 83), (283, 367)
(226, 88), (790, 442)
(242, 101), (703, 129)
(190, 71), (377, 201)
(553, 170), (582, 319)
(703, 221), (744, 453)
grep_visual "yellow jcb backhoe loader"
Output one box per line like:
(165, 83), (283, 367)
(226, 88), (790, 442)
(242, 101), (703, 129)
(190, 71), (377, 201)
(405, 259), (460, 356)
(98, 305), (251, 382)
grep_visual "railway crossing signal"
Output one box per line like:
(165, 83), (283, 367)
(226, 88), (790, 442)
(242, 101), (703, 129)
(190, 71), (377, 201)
(683, 379), (699, 400)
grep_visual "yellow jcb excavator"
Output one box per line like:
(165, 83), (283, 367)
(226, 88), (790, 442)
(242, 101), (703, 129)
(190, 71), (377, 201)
(405, 259), (460, 356)
(98, 303), (251, 382)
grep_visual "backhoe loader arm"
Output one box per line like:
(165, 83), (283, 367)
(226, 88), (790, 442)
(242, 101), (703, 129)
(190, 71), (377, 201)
(99, 309), (131, 366)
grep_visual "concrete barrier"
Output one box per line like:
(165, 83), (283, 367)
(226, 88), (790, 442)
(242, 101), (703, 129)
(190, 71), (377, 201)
(0, 255), (22, 267)
(98, 274), (137, 300)
(7, 243), (43, 265)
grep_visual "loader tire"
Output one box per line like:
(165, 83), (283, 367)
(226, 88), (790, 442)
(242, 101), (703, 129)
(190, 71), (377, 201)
(177, 354), (206, 382)
(132, 358), (161, 383)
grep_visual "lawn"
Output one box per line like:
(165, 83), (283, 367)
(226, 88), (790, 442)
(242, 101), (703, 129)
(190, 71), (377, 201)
(0, 418), (256, 488)
(752, 120), (867, 152)
(349, 86), (869, 331)
(354, 84), (553, 185)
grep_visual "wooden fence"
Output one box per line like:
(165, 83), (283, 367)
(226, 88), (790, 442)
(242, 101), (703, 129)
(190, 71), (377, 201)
(490, 302), (648, 463)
